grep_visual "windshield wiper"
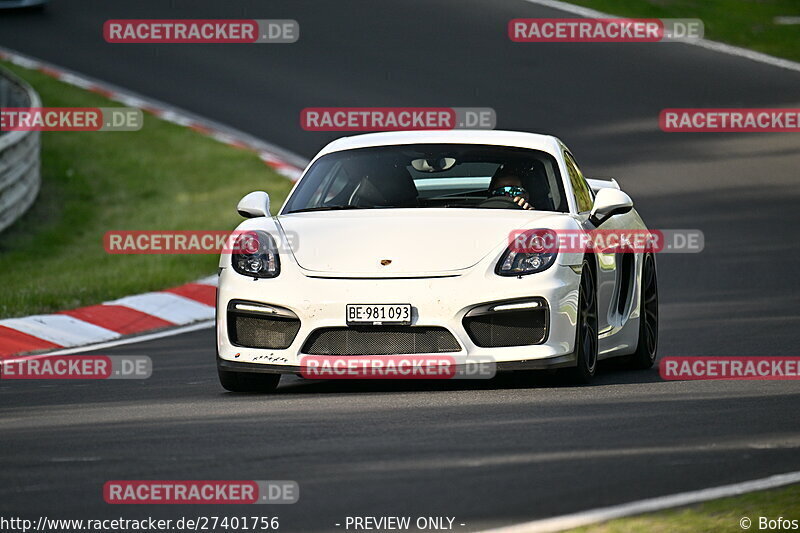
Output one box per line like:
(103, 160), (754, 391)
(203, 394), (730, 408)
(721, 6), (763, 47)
(286, 205), (367, 214)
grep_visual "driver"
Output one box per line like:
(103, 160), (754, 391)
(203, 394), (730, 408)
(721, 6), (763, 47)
(487, 166), (534, 210)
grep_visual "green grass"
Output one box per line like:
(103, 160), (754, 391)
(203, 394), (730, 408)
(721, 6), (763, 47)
(570, 483), (800, 532)
(0, 61), (293, 318)
(562, 0), (800, 62)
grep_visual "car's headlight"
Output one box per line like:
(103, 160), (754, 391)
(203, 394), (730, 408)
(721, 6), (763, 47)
(231, 230), (280, 278)
(496, 230), (558, 276)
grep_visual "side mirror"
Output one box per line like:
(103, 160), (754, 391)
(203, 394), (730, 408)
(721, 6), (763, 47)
(589, 188), (632, 226)
(237, 191), (271, 218)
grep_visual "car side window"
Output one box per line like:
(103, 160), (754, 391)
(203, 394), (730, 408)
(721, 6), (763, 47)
(564, 151), (594, 213)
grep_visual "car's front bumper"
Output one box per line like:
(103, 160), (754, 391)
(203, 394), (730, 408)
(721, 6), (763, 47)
(216, 262), (581, 374)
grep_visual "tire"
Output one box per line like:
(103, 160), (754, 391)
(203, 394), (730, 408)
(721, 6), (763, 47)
(565, 258), (599, 384)
(218, 368), (281, 393)
(626, 252), (659, 369)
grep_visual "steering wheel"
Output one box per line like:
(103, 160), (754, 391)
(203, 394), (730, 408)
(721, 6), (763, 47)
(478, 195), (526, 209)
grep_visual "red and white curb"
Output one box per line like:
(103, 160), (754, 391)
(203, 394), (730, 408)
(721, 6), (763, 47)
(0, 45), (308, 181)
(0, 46), (310, 360)
(0, 276), (218, 359)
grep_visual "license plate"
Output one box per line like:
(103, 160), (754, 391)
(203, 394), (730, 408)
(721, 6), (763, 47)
(346, 304), (412, 325)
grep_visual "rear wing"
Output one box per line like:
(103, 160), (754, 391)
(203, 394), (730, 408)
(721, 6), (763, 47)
(586, 178), (620, 193)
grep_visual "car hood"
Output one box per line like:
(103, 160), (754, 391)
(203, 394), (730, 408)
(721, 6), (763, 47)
(277, 209), (563, 276)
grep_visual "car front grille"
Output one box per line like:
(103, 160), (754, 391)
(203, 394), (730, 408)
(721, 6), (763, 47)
(463, 309), (548, 347)
(229, 313), (301, 349)
(302, 326), (461, 355)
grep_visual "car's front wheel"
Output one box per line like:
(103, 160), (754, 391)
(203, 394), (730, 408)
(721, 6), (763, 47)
(566, 258), (598, 384)
(218, 368), (281, 393)
(625, 252), (658, 369)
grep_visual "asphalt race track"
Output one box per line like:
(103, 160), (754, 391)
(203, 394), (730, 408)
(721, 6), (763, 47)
(1, 1), (800, 531)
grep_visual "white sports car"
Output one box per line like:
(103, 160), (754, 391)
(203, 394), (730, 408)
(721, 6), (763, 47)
(216, 130), (658, 391)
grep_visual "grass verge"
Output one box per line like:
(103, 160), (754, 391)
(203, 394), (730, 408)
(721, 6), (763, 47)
(561, 0), (800, 63)
(0, 61), (293, 318)
(570, 483), (800, 532)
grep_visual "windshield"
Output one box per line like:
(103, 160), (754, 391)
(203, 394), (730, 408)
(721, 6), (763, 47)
(282, 144), (568, 214)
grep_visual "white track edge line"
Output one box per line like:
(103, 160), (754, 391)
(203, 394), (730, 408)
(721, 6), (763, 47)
(478, 470), (800, 533)
(519, 0), (800, 74)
